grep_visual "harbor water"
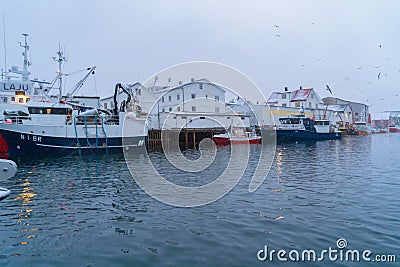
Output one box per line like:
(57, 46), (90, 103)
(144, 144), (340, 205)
(0, 134), (399, 266)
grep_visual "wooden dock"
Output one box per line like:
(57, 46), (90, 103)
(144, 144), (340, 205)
(147, 128), (226, 150)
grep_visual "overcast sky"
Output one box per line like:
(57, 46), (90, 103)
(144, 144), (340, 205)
(2, 0), (400, 112)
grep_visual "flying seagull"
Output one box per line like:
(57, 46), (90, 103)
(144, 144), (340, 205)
(326, 84), (332, 94)
(378, 72), (381, 79)
(374, 65), (381, 69)
(275, 34), (280, 37)
(379, 44), (382, 48)
(274, 24), (279, 28)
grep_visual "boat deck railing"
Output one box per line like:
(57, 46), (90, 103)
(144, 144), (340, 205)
(276, 124), (305, 130)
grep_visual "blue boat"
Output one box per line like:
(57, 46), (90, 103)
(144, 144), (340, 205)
(276, 115), (341, 141)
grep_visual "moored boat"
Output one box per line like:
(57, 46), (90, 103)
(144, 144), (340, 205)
(0, 84), (147, 158)
(213, 127), (261, 145)
(354, 121), (371, 135)
(275, 115), (341, 141)
(389, 124), (400, 133)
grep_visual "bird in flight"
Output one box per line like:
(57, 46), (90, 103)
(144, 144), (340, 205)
(378, 72), (381, 79)
(275, 34), (280, 37)
(326, 84), (332, 94)
(274, 24), (279, 28)
(374, 65), (381, 69)
(379, 44), (382, 48)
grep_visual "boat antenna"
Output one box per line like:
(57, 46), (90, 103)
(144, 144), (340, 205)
(2, 13), (6, 81)
(52, 43), (67, 98)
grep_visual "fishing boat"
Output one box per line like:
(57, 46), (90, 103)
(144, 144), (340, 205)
(354, 121), (371, 135)
(275, 115), (341, 141)
(0, 159), (17, 201)
(213, 127), (261, 145)
(0, 83), (147, 157)
(389, 124), (400, 133)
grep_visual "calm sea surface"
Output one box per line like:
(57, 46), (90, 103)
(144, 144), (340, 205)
(0, 134), (399, 266)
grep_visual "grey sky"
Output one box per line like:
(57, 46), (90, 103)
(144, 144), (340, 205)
(2, 0), (400, 112)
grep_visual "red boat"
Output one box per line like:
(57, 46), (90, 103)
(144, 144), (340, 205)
(213, 128), (261, 145)
(389, 124), (400, 133)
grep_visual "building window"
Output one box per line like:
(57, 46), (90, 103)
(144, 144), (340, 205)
(227, 117), (230, 119)
(215, 107), (220, 113)
(241, 117), (245, 120)
(111, 102), (115, 108)
(215, 95), (219, 101)
(1, 97), (7, 103)
(315, 104), (318, 109)
(136, 88), (141, 95)
(282, 94), (286, 99)
(11, 97), (15, 102)
(162, 108), (165, 112)
(104, 103), (108, 109)
(181, 116), (187, 119)
(177, 106), (181, 111)
(26, 98), (30, 103)
(191, 93), (196, 99)
(192, 106), (196, 112)
(177, 94), (180, 100)
(169, 107), (172, 112)
(200, 116), (205, 119)
(295, 102), (300, 108)
(173, 116), (176, 119)
(199, 83), (203, 89)
(282, 103), (287, 107)
(309, 102), (312, 108)
(168, 95), (172, 102)
(311, 93), (314, 99)
(161, 96), (165, 102)
(19, 98), (24, 103)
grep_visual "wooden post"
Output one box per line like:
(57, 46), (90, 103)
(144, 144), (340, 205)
(185, 129), (188, 150)
(193, 131), (196, 149)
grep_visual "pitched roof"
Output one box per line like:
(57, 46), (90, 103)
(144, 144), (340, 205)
(290, 88), (313, 102)
(267, 92), (279, 104)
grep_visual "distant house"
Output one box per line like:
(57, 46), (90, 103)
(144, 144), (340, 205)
(371, 112), (390, 131)
(267, 87), (324, 109)
(323, 97), (370, 123)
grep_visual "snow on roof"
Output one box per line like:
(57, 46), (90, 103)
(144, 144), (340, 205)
(371, 112), (390, 120)
(267, 92), (279, 104)
(290, 88), (313, 102)
(327, 104), (349, 112)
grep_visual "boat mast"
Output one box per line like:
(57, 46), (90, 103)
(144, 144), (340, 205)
(53, 44), (67, 98)
(20, 33), (30, 81)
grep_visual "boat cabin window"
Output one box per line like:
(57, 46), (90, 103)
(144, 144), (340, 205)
(28, 107), (71, 115)
(279, 118), (301, 124)
(315, 120), (329, 125)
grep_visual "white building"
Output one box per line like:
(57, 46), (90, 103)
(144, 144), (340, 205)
(267, 87), (324, 109)
(147, 79), (249, 130)
(100, 79), (250, 130)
